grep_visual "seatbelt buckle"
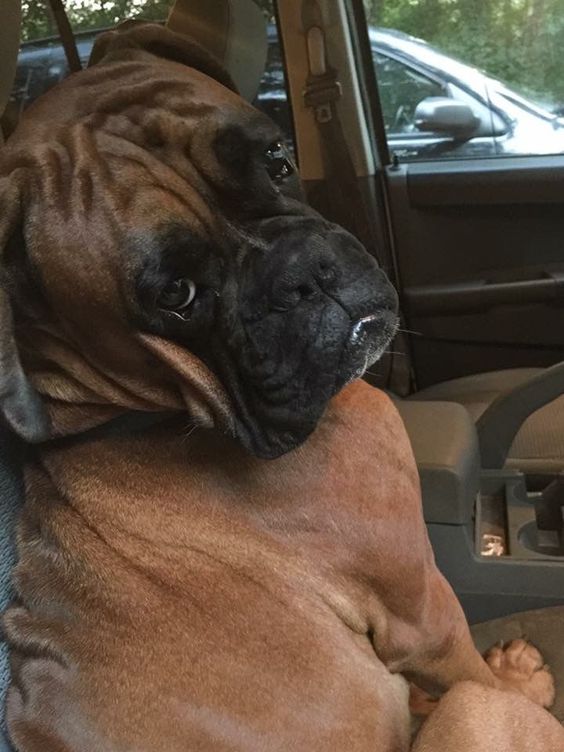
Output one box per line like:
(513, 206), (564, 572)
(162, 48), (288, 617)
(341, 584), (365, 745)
(303, 74), (342, 123)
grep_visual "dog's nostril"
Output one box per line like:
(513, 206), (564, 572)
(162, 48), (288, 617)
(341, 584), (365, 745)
(297, 283), (316, 300)
(317, 264), (336, 284)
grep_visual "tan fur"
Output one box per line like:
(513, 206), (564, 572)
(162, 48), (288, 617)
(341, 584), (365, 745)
(413, 682), (564, 751)
(0, 24), (562, 751)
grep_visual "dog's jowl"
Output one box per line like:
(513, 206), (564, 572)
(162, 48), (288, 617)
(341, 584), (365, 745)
(0, 23), (560, 752)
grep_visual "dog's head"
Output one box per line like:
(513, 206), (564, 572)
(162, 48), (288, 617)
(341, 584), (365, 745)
(0, 23), (398, 458)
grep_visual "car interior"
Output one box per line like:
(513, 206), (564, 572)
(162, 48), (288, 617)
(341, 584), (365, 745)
(1, 0), (564, 747)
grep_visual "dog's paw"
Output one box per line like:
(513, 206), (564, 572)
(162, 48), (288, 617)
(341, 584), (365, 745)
(484, 638), (555, 708)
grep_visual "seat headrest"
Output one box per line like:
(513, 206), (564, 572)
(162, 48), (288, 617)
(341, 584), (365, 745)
(0, 0), (21, 141)
(166, 0), (267, 102)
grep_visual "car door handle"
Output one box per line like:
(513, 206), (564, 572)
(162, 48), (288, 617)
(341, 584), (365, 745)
(404, 273), (564, 316)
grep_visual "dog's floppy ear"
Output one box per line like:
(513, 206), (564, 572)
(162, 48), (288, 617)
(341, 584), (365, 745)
(0, 176), (49, 442)
(88, 22), (238, 94)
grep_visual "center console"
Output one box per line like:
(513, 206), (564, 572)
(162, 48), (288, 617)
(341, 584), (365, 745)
(396, 399), (564, 624)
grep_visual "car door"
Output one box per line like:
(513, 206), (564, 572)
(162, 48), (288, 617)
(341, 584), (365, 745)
(358, 4), (564, 390)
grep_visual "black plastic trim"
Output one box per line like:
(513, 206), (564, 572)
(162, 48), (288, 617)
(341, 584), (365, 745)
(406, 155), (564, 206)
(405, 274), (564, 316)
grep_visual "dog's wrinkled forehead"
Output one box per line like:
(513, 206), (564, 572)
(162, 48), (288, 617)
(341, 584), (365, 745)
(10, 21), (262, 159)
(2, 25), (293, 334)
(85, 23), (286, 177)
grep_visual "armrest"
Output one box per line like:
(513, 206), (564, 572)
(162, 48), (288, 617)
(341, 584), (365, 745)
(395, 400), (480, 524)
(477, 360), (564, 469)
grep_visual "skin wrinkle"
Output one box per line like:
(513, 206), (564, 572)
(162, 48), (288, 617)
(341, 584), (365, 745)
(65, 127), (102, 213)
(94, 77), (190, 115)
(264, 329), (320, 400)
(52, 437), (365, 640)
(94, 98), (231, 214)
(33, 458), (210, 619)
(96, 132), (220, 233)
(70, 58), (162, 89)
(234, 263), (329, 401)
(232, 231), (358, 407)
(40, 149), (69, 218)
(4, 613), (71, 673)
(24, 330), (172, 411)
(41, 441), (284, 602)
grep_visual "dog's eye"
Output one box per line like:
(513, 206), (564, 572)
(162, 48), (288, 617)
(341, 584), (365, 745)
(158, 278), (197, 313)
(264, 141), (294, 183)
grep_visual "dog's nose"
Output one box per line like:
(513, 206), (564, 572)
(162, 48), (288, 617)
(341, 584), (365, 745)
(271, 252), (337, 312)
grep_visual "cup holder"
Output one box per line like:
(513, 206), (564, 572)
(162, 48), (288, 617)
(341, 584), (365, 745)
(518, 521), (564, 557)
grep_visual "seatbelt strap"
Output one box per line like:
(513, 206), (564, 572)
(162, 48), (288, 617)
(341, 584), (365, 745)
(47, 0), (82, 73)
(301, 0), (380, 257)
(301, 1), (415, 390)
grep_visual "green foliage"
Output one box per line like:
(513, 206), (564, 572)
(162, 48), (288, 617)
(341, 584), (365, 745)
(364, 0), (564, 107)
(21, 1), (564, 107)
(22, 0), (174, 41)
(21, 0), (274, 41)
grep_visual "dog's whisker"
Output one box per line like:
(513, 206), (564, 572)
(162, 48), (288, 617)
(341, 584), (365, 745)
(181, 419), (200, 431)
(180, 420), (206, 443)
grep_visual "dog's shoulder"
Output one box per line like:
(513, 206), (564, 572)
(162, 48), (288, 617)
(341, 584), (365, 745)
(313, 381), (418, 481)
(329, 380), (409, 439)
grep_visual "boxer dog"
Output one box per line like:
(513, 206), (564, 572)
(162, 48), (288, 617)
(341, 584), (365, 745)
(0, 22), (562, 752)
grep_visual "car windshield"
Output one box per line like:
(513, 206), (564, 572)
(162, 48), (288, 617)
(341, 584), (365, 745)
(490, 83), (560, 123)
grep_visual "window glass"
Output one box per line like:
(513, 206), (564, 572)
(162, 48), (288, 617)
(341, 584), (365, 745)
(7, 0), (169, 133)
(375, 52), (446, 134)
(364, 0), (564, 162)
(252, 25), (295, 150)
(8, 0), (294, 150)
(20, 0), (170, 41)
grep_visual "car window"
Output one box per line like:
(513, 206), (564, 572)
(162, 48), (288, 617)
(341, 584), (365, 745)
(364, 0), (564, 162)
(9, 1), (295, 152)
(253, 38), (295, 150)
(11, 33), (94, 119)
(374, 52), (446, 135)
(5, 1), (170, 136)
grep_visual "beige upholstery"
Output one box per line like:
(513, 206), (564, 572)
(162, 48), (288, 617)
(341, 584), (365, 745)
(0, 0), (21, 143)
(166, 0), (267, 101)
(411, 369), (564, 474)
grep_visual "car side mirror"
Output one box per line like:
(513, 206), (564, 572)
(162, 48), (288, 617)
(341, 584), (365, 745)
(414, 97), (481, 139)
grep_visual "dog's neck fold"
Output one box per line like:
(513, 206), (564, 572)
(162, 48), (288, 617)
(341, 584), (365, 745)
(20, 325), (234, 440)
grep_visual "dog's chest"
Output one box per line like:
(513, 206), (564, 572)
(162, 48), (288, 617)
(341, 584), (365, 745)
(7, 392), (422, 751)
(20, 392), (425, 625)
(10, 434), (410, 751)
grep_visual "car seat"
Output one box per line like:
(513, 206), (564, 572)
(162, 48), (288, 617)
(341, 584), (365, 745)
(410, 368), (564, 477)
(0, 6), (27, 749)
